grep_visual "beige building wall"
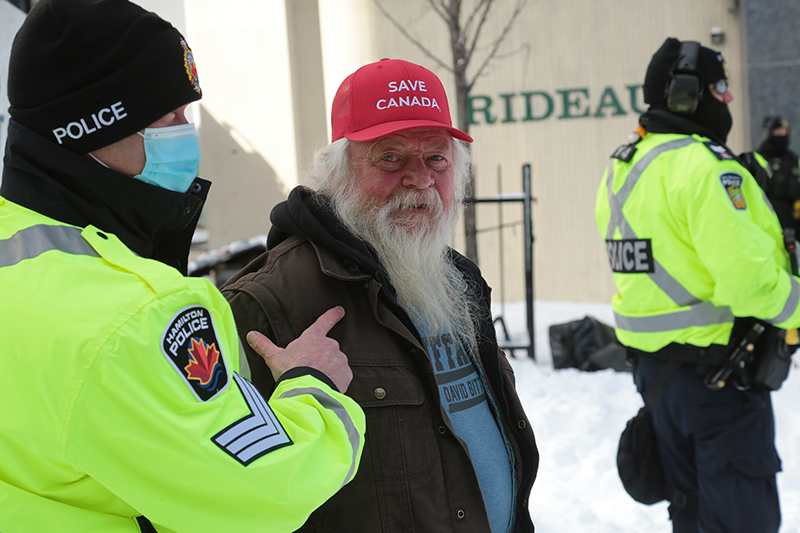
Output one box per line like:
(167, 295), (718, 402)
(183, 0), (299, 249)
(313, 0), (747, 305)
(137, 0), (745, 305)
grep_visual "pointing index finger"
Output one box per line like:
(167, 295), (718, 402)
(307, 306), (345, 337)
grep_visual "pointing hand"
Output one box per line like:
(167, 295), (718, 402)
(246, 306), (352, 393)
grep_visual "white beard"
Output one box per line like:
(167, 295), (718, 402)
(329, 184), (478, 345)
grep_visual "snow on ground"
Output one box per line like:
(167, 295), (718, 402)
(494, 300), (800, 532)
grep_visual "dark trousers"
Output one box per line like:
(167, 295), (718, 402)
(634, 355), (782, 533)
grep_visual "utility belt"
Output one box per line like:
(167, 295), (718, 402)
(628, 317), (794, 392)
(627, 343), (728, 375)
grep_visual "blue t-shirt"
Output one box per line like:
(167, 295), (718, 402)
(414, 320), (515, 533)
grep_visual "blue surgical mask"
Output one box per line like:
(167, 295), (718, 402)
(134, 123), (200, 193)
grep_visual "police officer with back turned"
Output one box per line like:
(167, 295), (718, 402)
(595, 37), (800, 532)
(0, 1), (365, 531)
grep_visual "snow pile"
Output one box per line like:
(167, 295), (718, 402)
(496, 300), (800, 532)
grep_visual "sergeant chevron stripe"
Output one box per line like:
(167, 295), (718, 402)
(213, 373), (292, 465)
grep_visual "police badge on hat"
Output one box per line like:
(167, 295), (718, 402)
(161, 305), (229, 401)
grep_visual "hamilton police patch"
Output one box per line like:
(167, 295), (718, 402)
(161, 305), (229, 401)
(720, 172), (747, 210)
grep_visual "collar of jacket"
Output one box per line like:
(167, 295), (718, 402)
(269, 185), (494, 339)
(640, 108), (725, 145)
(0, 120), (209, 274)
(268, 185), (392, 286)
(269, 186), (491, 297)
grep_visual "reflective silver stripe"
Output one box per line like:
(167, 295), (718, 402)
(767, 275), (800, 324)
(0, 224), (98, 268)
(237, 338), (252, 381)
(605, 139), (698, 241)
(607, 138), (734, 332)
(614, 301), (735, 333)
(607, 139), (702, 306)
(279, 387), (361, 487)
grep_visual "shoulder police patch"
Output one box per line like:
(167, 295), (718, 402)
(703, 141), (735, 161)
(720, 172), (747, 210)
(605, 239), (655, 273)
(161, 305), (229, 401)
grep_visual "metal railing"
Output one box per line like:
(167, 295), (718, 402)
(471, 164), (536, 359)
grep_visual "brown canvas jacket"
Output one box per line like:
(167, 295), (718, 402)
(221, 192), (537, 532)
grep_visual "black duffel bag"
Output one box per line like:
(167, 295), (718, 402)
(617, 406), (666, 504)
(617, 358), (682, 504)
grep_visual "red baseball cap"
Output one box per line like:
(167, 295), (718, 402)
(331, 58), (473, 143)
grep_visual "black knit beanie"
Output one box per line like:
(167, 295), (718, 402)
(642, 37), (732, 142)
(7, 0), (202, 153)
(642, 37), (727, 106)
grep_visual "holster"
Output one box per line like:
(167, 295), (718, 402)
(731, 317), (794, 391)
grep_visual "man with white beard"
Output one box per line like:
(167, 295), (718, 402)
(222, 58), (538, 533)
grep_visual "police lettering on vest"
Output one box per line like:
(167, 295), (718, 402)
(51, 101), (128, 145)
(606, 238), (655, 273)
(377, 79), (441, 111)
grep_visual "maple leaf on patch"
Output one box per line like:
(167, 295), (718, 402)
(185, 337), (221, 385)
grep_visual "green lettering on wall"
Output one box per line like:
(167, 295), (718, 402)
(468, 96), (497, 125)
(627, 84), (646, 114)
(557, 88), (590, 119)
(521, 91), (554, 121)
(500, 93), (517, 123)
(593, 86), (626, 117)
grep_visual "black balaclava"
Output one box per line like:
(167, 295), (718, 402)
(642, 37), (732, 143)
(759, 116), (790, 157)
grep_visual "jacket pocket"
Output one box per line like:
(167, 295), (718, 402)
(347, 365), (425, 407)
(348, 364), (438, 479)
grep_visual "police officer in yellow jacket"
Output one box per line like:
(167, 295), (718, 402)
(0, 1), (365, 531)
(596, 38), (799, 533)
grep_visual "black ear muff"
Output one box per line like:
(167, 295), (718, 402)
(667, 41), (701, 115)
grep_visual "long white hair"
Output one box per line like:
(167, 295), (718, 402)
(306, 134), (480, 346)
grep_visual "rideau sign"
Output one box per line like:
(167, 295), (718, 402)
(468, 84), (645, 125)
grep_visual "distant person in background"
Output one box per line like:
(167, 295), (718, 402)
(756, 116), (800, 234)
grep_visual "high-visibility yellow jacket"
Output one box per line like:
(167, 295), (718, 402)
(0, 197), (365, 533)
(595, 132), (800, 352)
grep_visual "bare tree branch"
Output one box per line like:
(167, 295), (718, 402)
(469, 0), (527, 84)
(462, 0), (493, 38)
(464, 0), (495, 65)
(425, 0), (450, 24)
(371, 0), (452, 72)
